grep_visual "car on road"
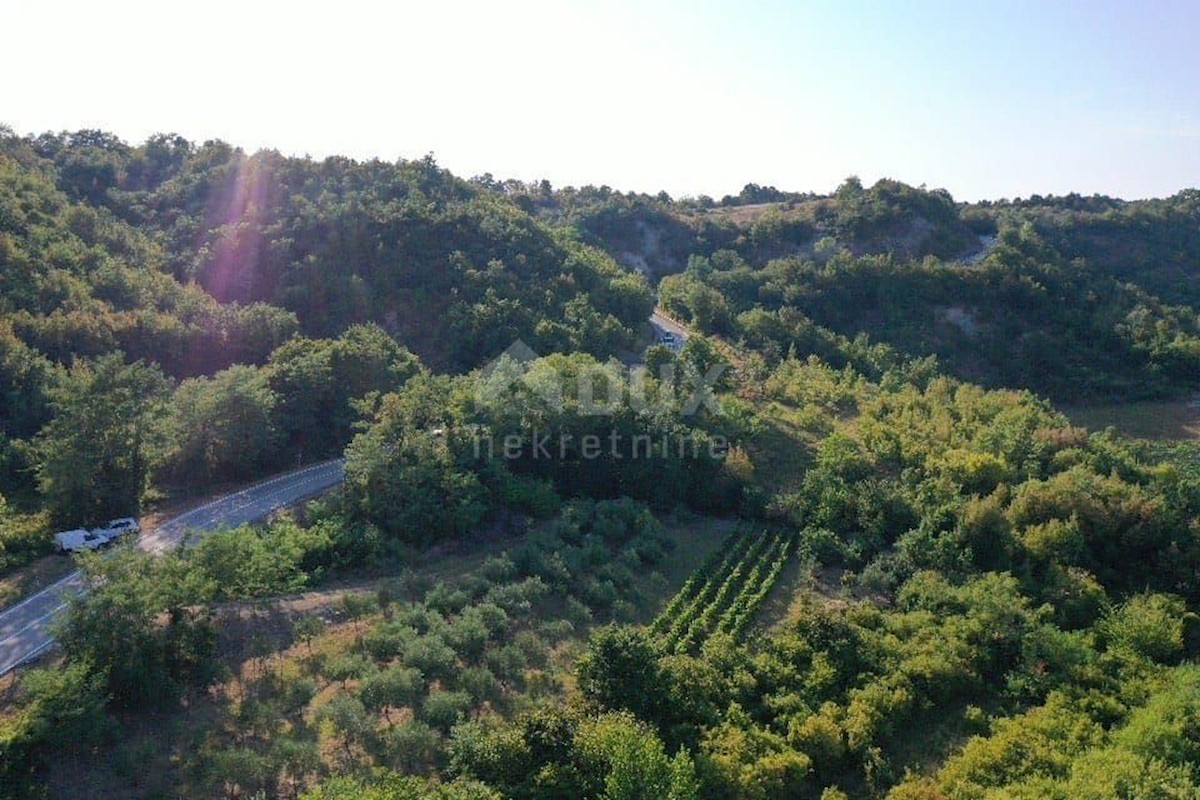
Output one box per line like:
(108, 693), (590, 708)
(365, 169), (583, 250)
(93, 517), (140, 540)
(659, 331), (684, 351)
(53, 517), (141, 554)
(54, 528), (113, 554)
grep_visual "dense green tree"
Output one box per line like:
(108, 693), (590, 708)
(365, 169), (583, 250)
(164, 363), (281, 482)
(360, 665), (426, 722)
(26, 136), (655, 370)
(574, 712), (700, 800)
(186, 517), (333, 599)
(268, 324), (422, 459)
(34, 353), (171, 525)
(0, 661), (110, 795)
(56, 548), (217, 708)
(0, 322), (55, 441)
(577, 626), (669, 725)
(343, 378), (487, 545)
(301, 775), (502, 800)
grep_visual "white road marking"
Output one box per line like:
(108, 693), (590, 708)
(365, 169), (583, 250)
(0, 459), (345, 676)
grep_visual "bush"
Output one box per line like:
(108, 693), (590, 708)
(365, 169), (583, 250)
(1100, 593), (1190, 664)
(324, 653), (377, 686)
(422, 690), (474, 732)
(445, 613), (491, 663)
(0, 507), (50, 574)
(425, 583), (470, 615)
(364, 621), (420, 662)
(501, 474), (561, 518)
(486, 644), (530, 686)
(456, 666), (502, 705)
(511, 630), (549, 669)
(479, 555), (517, 583)
(361, 666), (426, 718)
(374, 721), (444, 775)
(403, 635), (459, 681)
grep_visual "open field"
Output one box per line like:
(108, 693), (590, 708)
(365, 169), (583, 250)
(1064, 400), (1200, 440)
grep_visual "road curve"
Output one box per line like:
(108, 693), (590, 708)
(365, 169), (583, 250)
(0, 459), (345, 676)
(649, 309), (690, 348)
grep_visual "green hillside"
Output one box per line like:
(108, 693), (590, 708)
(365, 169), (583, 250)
(1, 127), (1199, 800)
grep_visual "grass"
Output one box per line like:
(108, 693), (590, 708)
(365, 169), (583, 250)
(0, 552), (75, 610)
(638, 514), (739, 621)
(690, 198), (826, 226)
(745, 401), (824, 495)
(1064, 400), (1200, 441)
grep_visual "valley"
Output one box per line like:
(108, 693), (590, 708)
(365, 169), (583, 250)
(0, 128), (1198, 800)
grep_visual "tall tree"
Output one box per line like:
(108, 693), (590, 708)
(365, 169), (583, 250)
(56, 548), (216, 708)
(268, 324), (421, 460)
(165, 364), (280, 482)
(34, 353), (171, 525)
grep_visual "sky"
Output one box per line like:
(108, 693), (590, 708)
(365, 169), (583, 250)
(2, 0), (1198, 201)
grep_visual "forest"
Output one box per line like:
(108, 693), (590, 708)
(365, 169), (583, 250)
(1, 127), (1199, 800)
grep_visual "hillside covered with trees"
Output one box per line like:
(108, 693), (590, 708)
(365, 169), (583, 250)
(1, 127), (1199, 800)
(0, 128), (654, 565)
(510, 177), (1200, 403)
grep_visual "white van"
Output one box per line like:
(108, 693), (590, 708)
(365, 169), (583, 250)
(93, 517), (140, 540)
(54, 518), (141, 554)
(54, 528), (112, 554)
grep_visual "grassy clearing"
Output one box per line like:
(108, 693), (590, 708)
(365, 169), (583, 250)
(638, 514), (738, 621)
(1064, 400), (1200, 440)
(744, 400), (825, 496)
(690, 199), (825, 226)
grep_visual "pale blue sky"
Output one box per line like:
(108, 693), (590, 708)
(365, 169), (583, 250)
(2, 0), (1197, 200)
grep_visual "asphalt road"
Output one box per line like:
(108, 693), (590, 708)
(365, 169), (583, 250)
(0, 459), (345, 676)
(649, 309), (690, 350)
(0, 314), (684, 678)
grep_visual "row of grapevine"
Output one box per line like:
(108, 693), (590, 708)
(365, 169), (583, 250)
(658, 532), (760, 649)
(718, 532), (796, 639)
(673, 532), (780, 652)
(651, 527), (798, 652)
(648, 527), (754, 636)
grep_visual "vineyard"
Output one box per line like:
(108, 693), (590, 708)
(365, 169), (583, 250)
(650, 527), (797, 652)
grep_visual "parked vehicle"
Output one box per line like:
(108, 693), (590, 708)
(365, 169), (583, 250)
(93, 517), (140, 540)
(53, 517), (141, 554)
(659, 331), (683, 352)
(54, 528), (113, 554)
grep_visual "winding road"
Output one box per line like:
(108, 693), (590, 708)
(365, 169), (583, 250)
(0, 459), (346, 676)
(0, 312), (689, 678)
(649, 309), (690, 350)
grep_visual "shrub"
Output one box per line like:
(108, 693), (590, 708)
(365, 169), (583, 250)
(1100, 593), (1190, 664)
(402, 635), (459, 681)
(324, 653), (377, 687)
(361, 666), (426, 719)
(373, 721), (444, 775)
(445, 614), (491, 663)
(456, 666), (501, 705)
(364, 621), (420, 662)
(422, 690), (474, 732)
